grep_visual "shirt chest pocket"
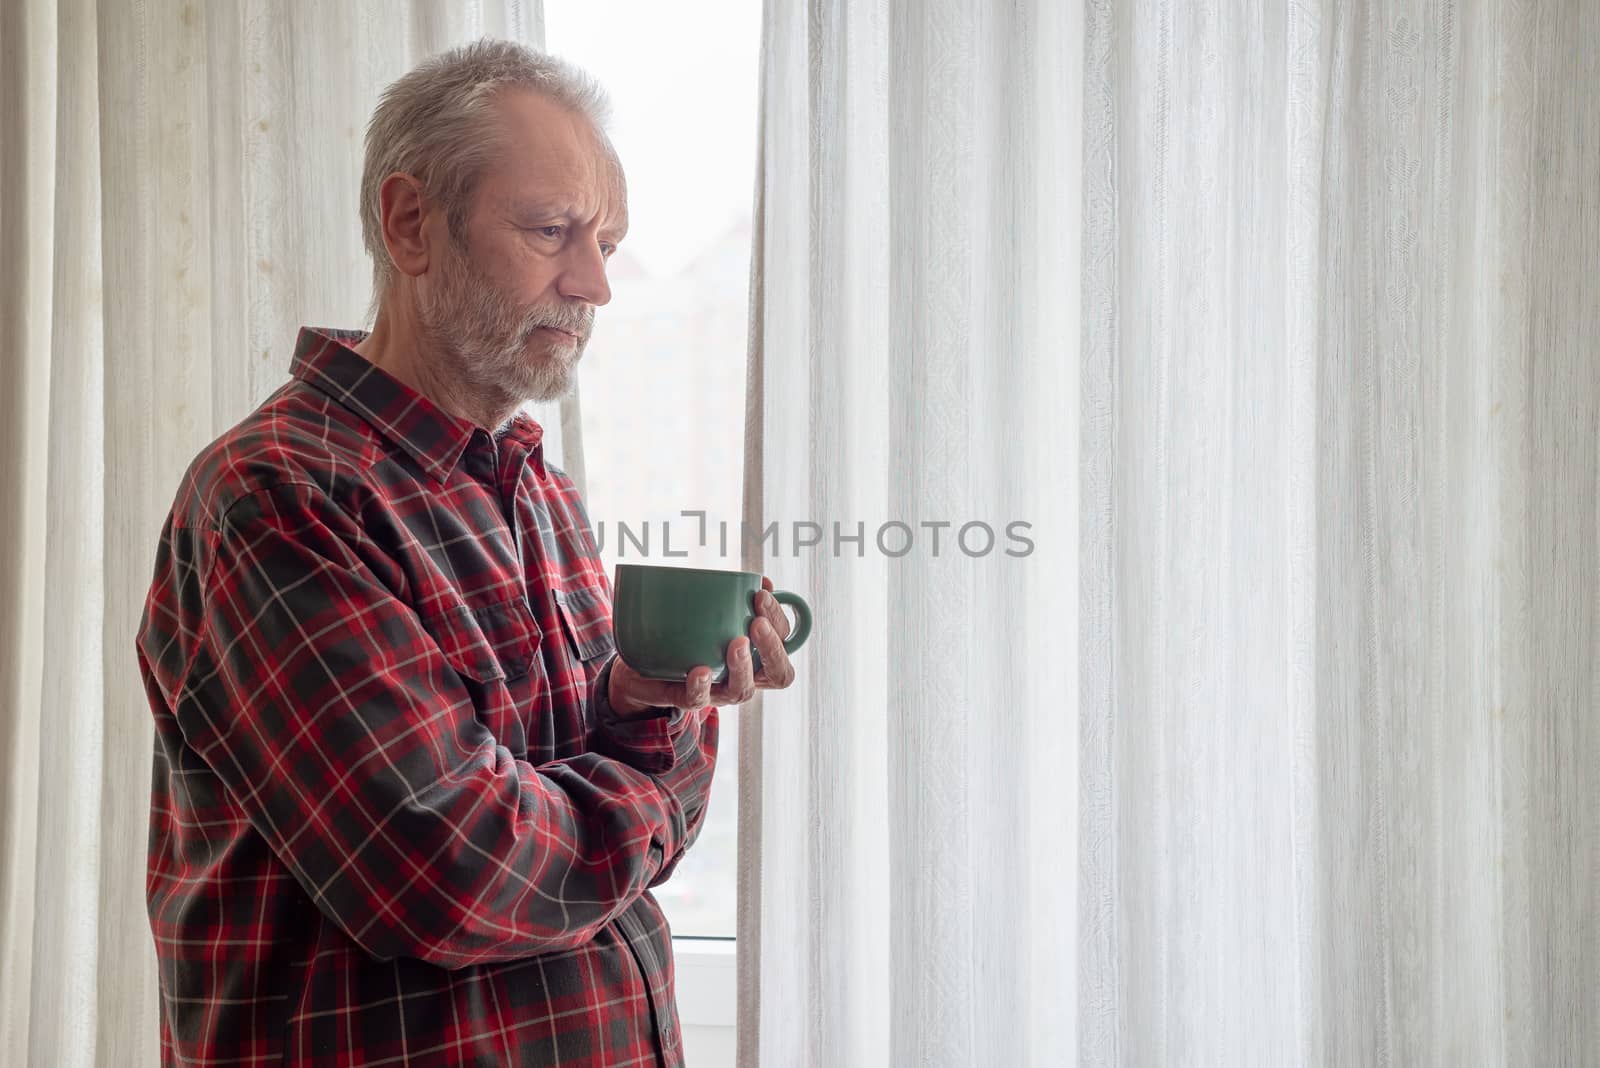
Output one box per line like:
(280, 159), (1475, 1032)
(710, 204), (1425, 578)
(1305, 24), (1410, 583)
(422, 597), (543, 756)
(553, 588), (620, 738)
(553, 584), (617, 663)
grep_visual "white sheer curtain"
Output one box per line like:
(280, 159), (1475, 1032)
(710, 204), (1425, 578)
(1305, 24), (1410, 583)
(738, 1), (1078, 1065)
(1081, 2), (1598, 1062)
(0, 3), (573, 1064)
(745, 1), (1598, 1066)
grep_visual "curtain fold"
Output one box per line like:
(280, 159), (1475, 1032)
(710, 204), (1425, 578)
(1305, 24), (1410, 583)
(746, 0), (1598, 1065)
(1082, 2), (1600, 1062)
(0, 3), (560, 1063)
(740, 1), (1079, 1064)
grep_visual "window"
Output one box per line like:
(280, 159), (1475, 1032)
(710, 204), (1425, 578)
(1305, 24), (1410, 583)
(544, 1), (760, 1059)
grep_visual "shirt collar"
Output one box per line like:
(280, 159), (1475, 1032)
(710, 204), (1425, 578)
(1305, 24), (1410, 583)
(289, 326), (548, 484)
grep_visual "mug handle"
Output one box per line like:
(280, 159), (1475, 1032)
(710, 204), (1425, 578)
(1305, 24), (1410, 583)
(772, 590), (812, 655)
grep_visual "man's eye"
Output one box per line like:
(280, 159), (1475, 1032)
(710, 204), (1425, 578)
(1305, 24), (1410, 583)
(537, 226), (564, 238)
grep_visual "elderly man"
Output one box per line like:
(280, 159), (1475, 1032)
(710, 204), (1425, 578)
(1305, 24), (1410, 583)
(136, 39), (793, 1067)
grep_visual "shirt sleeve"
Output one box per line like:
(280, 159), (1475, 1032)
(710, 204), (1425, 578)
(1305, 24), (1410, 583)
(586, 655), (718, 888)
(177, 482), (716, 968)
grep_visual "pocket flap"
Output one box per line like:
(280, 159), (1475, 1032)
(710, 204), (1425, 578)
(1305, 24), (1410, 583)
(553, 584), (617, 662)
(424, 598), (542, 682)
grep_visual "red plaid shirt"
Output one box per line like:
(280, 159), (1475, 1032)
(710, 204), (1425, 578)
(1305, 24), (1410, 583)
(137, 326), (718, 1066)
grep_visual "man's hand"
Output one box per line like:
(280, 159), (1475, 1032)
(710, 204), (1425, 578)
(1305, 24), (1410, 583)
(608, 576), (800, 717)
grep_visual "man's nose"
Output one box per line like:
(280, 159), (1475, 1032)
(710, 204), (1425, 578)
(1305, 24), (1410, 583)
(557, 240), (612, 307)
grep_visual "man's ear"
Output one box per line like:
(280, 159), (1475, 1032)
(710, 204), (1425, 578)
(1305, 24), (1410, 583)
(377, 173), (434, 279)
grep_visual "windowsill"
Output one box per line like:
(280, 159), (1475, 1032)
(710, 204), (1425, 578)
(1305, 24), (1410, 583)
(672, 937), (736, 1028)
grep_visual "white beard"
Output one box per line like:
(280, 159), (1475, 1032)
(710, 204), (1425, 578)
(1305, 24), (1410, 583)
(415, 237), (591, 407)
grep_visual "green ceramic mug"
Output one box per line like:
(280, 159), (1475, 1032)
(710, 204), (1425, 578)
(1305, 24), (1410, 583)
(612, 563), (812, 683)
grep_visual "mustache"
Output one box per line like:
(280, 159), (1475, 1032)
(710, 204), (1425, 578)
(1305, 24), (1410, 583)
(523, 307), (593, 338)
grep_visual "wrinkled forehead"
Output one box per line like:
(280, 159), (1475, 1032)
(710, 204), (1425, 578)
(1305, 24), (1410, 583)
(480, 89), (628, 235)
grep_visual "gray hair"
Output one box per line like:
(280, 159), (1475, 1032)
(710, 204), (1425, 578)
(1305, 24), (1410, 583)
(359, 38), (613, 324)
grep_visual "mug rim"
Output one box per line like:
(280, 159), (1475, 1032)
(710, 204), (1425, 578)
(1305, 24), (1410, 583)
(614, 562), (760, 581)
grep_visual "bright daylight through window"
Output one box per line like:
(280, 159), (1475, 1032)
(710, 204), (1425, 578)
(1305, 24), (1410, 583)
(544, 0), (761, 940)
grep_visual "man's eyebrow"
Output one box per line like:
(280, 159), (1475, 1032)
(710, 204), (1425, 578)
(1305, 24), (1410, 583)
(509, 199), (627, 241)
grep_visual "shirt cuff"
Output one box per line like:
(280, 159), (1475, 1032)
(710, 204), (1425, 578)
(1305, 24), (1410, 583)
(591, 655), (691, 773)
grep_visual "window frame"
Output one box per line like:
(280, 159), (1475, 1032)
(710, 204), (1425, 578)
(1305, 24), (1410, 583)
(672, 935), (736, 1028)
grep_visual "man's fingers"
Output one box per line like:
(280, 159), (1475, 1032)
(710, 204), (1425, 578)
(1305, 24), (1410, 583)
(628, 668), (714, 711)
(711, 636), (757, 705)
(755, 589), (791, 641)
(750, 616), (795, 688)
(683, 668), (716, 708)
